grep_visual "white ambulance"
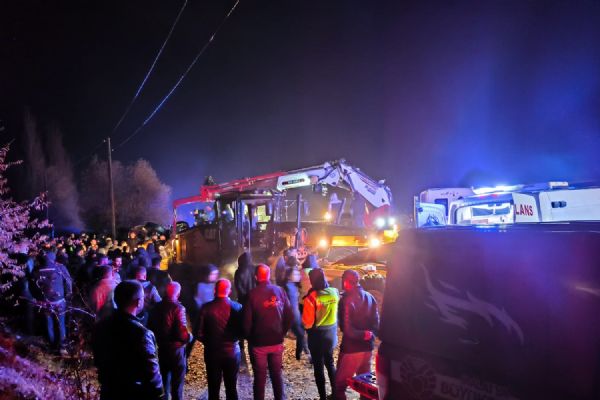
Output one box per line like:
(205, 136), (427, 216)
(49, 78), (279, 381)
(416, 182), (600, 226)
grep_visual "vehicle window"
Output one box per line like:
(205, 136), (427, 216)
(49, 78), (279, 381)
(434, 198), (449, 215)
(456, 202), (514, 225)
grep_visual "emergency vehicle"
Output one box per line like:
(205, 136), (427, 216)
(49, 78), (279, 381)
(415, 181), (600, 227)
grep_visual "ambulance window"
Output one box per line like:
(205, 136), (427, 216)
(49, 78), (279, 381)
(434, 198), (449, 215)
(456, 202), (513, 225)
(471, 203), (512, 217)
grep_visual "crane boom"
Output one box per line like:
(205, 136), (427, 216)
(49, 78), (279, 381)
(275, 159), (392, 209)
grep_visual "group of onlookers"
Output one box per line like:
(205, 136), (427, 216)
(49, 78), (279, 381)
(10, 234), (379, 400)
(7, 230), (171, 354)
(90, 247), (379, 400)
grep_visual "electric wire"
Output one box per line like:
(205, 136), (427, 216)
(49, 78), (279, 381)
(115, 0), (241, 150)
(70, 1), (188, 169)
(110, 0), (189, 137)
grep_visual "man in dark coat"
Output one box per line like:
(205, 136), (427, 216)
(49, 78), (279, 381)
(196, 279), (243, 400)
(30, 251), (72, 351)
(334, 270), (379, 400)
(148, 281), (192, 400)
(92, 280), (164, 400)
(243, 264), (293, 400)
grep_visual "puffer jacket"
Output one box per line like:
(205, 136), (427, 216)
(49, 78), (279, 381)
(92, 311), (164, 399)
(339, 285), (379, 353)
(148, 299), (192, 354)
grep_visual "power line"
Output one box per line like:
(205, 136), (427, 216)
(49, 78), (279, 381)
(115, 0), (241, 150)
(72, 1), (189, 168)
(110, 0), (189, 137)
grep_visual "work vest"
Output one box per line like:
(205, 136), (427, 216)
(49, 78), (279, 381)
(302, 287), (339, 329)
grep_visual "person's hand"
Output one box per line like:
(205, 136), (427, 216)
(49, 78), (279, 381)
(363, 331), (374, 341)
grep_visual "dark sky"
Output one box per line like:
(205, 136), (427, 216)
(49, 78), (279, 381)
(2, 0), (600, 212)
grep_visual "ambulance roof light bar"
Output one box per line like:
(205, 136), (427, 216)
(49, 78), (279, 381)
(472, 185), (521, 195)
(472, 181), (569, 195)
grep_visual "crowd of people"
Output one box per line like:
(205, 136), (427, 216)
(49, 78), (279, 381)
(8, 234), (379, 400)
(8, 231), (171, 353)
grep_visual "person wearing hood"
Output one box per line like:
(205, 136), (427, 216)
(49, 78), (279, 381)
(302, 268), (339, 400)
(234, 252), (255, 306)
(30, 251), (72, 351)
(233, 252), (255, 369)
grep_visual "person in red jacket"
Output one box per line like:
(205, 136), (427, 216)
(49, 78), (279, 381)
(148, 281), (192, 400)
(243, 264), (293, 400)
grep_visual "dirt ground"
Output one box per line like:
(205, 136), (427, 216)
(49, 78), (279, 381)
(184, 334), (362, 400)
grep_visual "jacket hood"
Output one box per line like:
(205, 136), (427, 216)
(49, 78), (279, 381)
(309, 267), (328, 291)
(237, 252), (253, 271)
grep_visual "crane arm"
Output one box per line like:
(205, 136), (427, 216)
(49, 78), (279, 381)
(276, 159), (392, 209)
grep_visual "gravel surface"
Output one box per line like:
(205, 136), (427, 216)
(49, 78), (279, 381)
(185, 334), (362, 400)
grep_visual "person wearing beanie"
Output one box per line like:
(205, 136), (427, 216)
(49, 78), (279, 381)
(302, 268), (339, 400)
(334, 270), (379, 400)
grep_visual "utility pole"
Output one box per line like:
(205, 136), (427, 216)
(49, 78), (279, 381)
(107, 137), (117, 239)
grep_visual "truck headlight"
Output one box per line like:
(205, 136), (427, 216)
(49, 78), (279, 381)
(369, 237), (381, 248)
(318, 238), (329, 249)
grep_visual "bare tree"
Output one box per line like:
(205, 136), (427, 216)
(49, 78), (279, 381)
(22, 110), (46, 198)
(45, 124), (84, 230)
(80, 157), (171, 232)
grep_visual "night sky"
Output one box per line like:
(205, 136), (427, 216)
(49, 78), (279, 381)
(2, 0), (600, 213)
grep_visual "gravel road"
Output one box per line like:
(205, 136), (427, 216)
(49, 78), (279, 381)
(184, 334), (362, 400)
